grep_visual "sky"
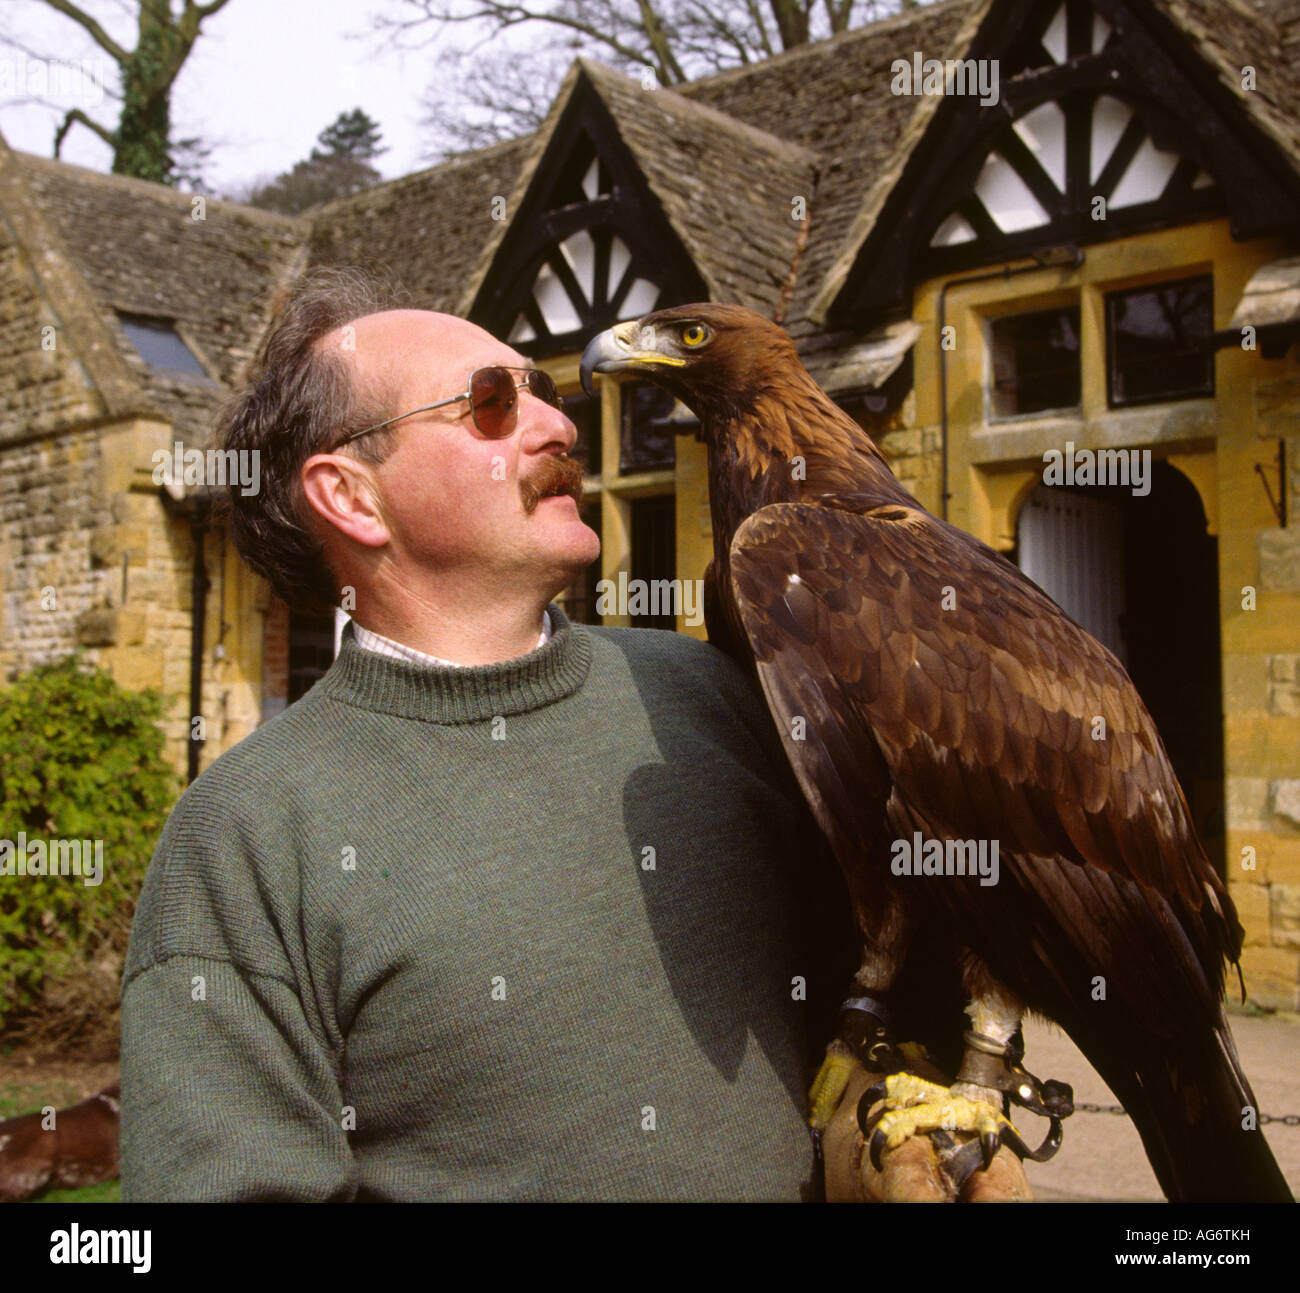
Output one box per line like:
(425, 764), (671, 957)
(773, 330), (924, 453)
(0, 0), (492, 193)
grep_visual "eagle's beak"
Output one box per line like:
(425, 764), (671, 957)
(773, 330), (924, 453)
(580, 320), (686, 396)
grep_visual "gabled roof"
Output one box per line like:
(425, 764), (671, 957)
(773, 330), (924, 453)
(1155, 0), (1300, 163)
(17, 151), (308, 440)
(0, 136), (140, 428)
(453, 58), (818, 328)
(545, 59), (817, 315)
(308, 135), (530, 311)
(806, 0), (1300, 329)
(455, 59), (710, 344)
(678, 0), (979, 336)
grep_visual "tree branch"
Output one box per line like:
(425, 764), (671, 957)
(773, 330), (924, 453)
(53, 106), (117, 155)
(635, 0), (686, 82)
(0, 28), (60, 62)
(40, 0), (129, 64)
(824, 0), (857, 33)
(676, 0), (766, 64)
(179, 0), (233, 44)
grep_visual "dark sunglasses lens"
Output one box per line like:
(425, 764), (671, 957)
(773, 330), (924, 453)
(526, 369), (562, 410)
(469, 367), (517, 437)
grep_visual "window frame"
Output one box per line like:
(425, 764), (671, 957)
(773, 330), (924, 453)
(1104, 273), (1215, 410)
(984, 300), (1083, 422)
(552, 362), (679, 627)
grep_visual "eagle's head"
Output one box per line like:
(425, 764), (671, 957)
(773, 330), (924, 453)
(579, 303), (802, 425)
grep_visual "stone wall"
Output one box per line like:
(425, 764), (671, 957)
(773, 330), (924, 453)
(1, 413), (204, 774)
(0, 222), (114, 682)
(1223, 345), (1300, 1007)
(0, 425), (112, 680)
(0, 199), (267, 778)
(0, 236), (103, 439)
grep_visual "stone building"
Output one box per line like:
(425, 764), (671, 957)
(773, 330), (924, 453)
(2, 0), (1299, 1005)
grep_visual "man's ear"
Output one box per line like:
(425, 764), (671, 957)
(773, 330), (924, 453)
(301, 453), (390, 550)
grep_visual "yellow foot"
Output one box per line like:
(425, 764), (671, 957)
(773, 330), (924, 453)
(808, 1043), (857, 1132)
(864, 1073), (1018, 1172)
(809, 1040), (934, 1132)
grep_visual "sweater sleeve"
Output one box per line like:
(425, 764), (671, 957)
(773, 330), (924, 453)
(119, 955), (359, 1201)
(119, 761), (359, 1202)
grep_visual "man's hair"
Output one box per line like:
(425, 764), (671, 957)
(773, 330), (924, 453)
(218, 266), (403, 613)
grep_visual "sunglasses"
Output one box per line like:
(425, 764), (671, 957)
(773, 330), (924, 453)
(334, 366), (564, 448)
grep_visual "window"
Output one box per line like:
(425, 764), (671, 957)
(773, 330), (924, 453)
(1106, 276), (1213, 407)
(116, 311), (210, 377)
(561, 369), (681, 630)
(628, 495), (676, 629)
(562, 390), (602, 476)
(288, 610), (336, 702)
(989, 305), (1081, 417)
(620, 381), (676, 474)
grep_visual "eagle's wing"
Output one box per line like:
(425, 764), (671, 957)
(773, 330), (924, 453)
(728, 495), (1240, 1038)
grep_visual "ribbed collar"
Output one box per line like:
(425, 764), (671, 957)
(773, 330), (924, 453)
(318, 604), (593, 725)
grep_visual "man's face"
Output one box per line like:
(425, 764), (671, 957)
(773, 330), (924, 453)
(327, 310), (600, 600)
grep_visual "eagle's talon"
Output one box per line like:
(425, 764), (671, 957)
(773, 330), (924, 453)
(856, 1071), (1023, 1180)
(980, 1128), (999, 1170)
(861, 1078), (890, 1116)
(868, 1126), (889, 1173)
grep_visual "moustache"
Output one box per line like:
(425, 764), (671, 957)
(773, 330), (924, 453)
(520, 454), (585, 514)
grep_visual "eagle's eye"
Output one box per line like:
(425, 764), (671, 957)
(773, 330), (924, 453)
(680, 323), (710, 348)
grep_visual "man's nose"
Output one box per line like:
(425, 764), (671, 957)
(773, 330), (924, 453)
(520, 388), (578, 454)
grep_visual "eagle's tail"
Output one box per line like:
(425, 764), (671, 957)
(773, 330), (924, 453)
(1104, 1010), (1292, 1203)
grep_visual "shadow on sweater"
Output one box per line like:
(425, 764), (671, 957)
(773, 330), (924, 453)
(611, 631), (857, 1117)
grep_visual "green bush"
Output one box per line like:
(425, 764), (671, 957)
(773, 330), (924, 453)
(0, 656), (177, 1048)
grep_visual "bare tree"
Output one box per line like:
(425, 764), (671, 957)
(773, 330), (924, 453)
(0, 0), (231, 185)
(375, 0), (923, 157)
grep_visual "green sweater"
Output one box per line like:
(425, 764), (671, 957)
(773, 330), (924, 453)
(120, 609), (835, 1201)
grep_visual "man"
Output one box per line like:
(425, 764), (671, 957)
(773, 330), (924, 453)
(119, 269), (856, 1201)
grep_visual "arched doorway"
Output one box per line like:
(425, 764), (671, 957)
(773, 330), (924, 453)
(1016, 460), (1224, 872)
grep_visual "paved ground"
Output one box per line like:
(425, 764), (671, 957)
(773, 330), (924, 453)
(1010, 1009), (1300, 1202)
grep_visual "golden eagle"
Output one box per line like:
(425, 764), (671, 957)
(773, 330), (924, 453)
(581, 303), (1291, 1202)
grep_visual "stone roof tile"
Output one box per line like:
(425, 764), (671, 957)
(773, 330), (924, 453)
(13, 0), (1300, 419)
(18, 152), (307, 440)
(678, 0), (977, 329)
(306, 136), (530, 311)
(1152, 0), (1300, 163)
(574, 58), (819, 316)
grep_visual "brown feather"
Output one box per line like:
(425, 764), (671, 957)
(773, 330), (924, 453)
(616, 302), (1289, 1202)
